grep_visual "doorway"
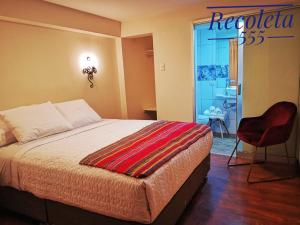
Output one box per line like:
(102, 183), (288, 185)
(194, 20), (244, 156)
(122, 35), (157, 120)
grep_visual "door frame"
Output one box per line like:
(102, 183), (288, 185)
(192, 21), (243, 137)
(191, 6), (298, 123)
(191, 6), (299, 156)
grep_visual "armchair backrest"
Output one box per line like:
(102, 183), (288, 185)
(263, 101), (297, 128)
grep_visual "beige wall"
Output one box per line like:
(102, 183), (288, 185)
(0, 0), (299, 159)
(122, 11), (197, 122)
(122, 36), (156, 119)
(122, 9), (193, 122)
(122, 0), (299, 122)
(243, 9), (300, 157)
(0, 0), (121, 37)
(244, 9), (300, 117)
(122, 4), (300, 158)
(298, 30), (300, 162)
(298, 76), (300, 161)
(0, 20), (122, 118)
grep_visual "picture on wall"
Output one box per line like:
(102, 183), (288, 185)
(197, 65), (229, 81)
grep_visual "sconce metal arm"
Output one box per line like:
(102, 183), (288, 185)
(82, 66), (97, 88)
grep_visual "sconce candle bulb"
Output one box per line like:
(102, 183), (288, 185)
(82, 56), (97, 88)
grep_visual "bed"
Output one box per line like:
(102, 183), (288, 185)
(0, 102), (212, 225)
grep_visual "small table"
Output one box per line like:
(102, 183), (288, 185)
(207, 114), (229, 139)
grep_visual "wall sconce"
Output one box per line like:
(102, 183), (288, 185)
(82, 56), (97, 88)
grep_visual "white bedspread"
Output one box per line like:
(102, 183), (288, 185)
(0, 119), (212, 224)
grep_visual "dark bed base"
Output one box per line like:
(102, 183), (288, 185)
(0, 154), (210, 225)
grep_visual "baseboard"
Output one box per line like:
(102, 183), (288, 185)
(237, 151), (298, 164)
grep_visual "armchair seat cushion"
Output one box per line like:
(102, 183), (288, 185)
(237, 130), (264, 146)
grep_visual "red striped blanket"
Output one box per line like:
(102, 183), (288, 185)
(80, 121), (211, 178)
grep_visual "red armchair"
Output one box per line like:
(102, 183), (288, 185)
(227, 101), (297, 183)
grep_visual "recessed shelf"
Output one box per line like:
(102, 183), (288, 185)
(144, 106), (157, 112)
(144, 49), (154, 56)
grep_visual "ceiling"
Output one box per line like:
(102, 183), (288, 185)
(45, 0), (299, 22)
(44, 0), (205, 22)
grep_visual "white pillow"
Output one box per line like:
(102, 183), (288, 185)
(1, 102), (73, 143)
(55, 99), (101, 129)
(0, 119), (16, 146)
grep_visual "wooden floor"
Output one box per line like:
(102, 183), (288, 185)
(1, 154), (300, 225)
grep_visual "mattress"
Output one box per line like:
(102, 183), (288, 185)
(0, 119), (212, 224)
